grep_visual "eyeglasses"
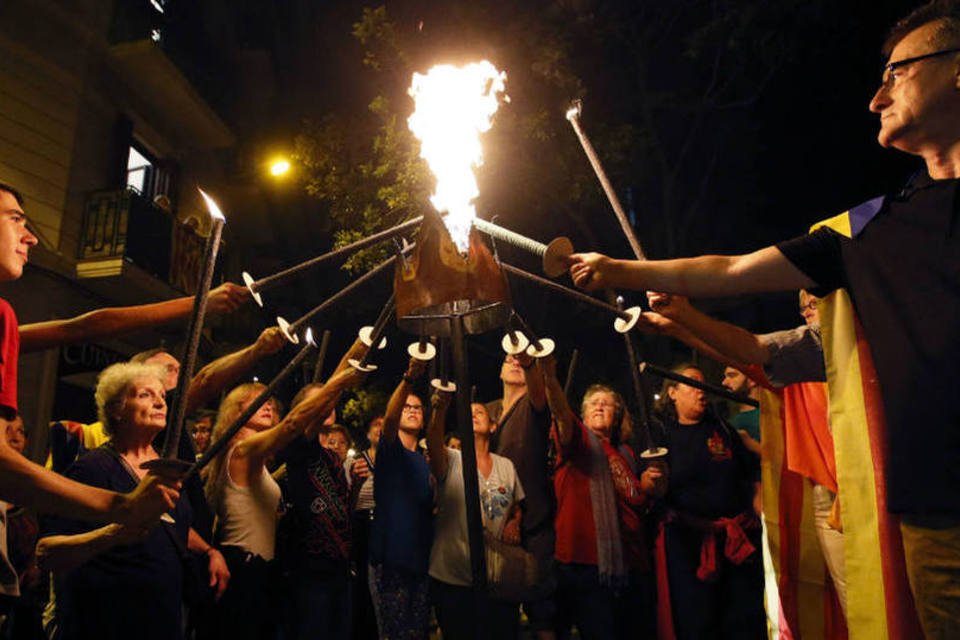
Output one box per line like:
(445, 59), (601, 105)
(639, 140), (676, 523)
(881, 48), (960, 89)
(402, 404), (423, 412)
(586, 399), (616, 410)
(799, 300), (818, 313)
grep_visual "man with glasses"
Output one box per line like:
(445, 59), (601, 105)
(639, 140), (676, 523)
(486, 352), (555, 638)
(569, 2), (960, 636)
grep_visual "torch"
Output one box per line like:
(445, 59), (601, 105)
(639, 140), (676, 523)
(156, 188), (225, 463)
(242, 216), (423, 307)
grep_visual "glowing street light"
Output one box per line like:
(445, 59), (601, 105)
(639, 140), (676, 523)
(269, 158), (291, 177)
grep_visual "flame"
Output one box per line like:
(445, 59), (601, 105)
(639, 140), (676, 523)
(198, 188), (226, 222)
(407, 61), (507, 252)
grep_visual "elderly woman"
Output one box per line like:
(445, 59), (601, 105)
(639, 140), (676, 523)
(37, 362), (229, 640)
(205, 350), (364, 640)
(654, 364), (764, 639)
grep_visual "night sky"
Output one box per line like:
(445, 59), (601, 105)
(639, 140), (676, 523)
(179, 0), (923, 427)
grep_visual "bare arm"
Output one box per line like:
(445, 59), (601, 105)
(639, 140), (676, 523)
(0, 441), (178, 525)
(187, 528), (230, 600)
(20, 283), (249, 353)
(234, 365), (365, 466)
(570, 247), (814, 297)
(426, 389), (453, 481)
(540, 355), (576, 449)
(646, 293), (770, 366)
(37, 523), (148, 573)
(381, 358), (427, 446)
(184, 326), (286, 415)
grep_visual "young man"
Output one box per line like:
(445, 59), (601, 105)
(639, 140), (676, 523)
(569, 3), (960, 636)
(0, 182), (177, 526)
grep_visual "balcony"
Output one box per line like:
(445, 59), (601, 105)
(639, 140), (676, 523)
(76, 188), (215, 303)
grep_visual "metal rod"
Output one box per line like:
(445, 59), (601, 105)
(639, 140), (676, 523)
(565, 101), (646, 261)
(250, 216), (423, 293)
(509, 311), (543, 351)
(186, 336), (319, 479)
(357, 294), (396, 368)
(623, 335), (654, 450)
(287, 256), (397, 336)
(160, 202), (224, 459)
(473, 218), (548, 256)
(639, 362), (759, 407)
(450, 314), (488, 597)
(563, 348), (579, 397)
(501, 263), (631, 320)
(473, 218), (572, 277)
(311, 329), (332, 383)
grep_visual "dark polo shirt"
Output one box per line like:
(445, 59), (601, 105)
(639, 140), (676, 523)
(776, 172), (960, 514)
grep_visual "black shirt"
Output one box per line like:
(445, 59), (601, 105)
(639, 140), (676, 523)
(777, 173), (960, 514)
(41, 446), (191, 640)
(659, 414), (756, 520)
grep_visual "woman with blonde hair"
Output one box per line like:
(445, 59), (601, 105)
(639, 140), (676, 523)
(37, 361), (230, 640)
(205, 356), (366, 640)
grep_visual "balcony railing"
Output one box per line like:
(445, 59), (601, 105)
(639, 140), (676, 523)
(79, 188), (212, 294)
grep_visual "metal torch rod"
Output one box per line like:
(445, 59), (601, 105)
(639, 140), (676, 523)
(160, 215), (224, 459)
(509, 311), (544, 351)
(639, 362), (759, 407)
(450, 315), (489, 599)
(566, 101), (646, 261)
(311, 329), (332, 383)
(473, 218), (572, 277)
(501, 263), (631, 320)
(287, 256), (398, 336)
(563, 348), (579, 397)
(473, 218), (548, 257)
(251, 216), (423, 293)
(356, 294), (397, 368)
(186, 337), (318, 479)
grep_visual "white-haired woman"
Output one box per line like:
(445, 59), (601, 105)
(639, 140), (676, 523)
(205, 352), (365, 640)
(37, 361), (230, 640)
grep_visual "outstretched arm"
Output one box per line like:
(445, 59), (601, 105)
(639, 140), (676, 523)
(20, 283), (249, 353)
(426, 389), (453, 481)
(235, 364), (366, 466)
(645, 293), (770, 367)
(540, 355), (576, 449)
(184, 326), (286, 415)
(0, 441), (178, 525)
(381, 357), (427, 445)
(570, 247), (813, 297)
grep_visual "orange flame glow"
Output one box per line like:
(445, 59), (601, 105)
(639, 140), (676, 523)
(407, 61), (507, 252)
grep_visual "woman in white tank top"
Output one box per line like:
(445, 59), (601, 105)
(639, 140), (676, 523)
(203, 364), (366, 640)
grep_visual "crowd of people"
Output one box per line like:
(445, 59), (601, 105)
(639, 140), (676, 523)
(0, 1), (959, 638)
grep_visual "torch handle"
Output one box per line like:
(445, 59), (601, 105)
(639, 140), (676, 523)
(639, 362), (759, 408)
(501, 263), (631, 320)
(357, 294), (396, 368)
(161, 218), (224, 459)
(254, 216), (423, 292)
(566, 107), (646, 261)
(473, 218), (547, 256)
(289, 256), (398, 336)
(311, 329), (332, 383)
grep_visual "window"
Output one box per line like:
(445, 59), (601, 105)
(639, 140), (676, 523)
(126, 146), (153, 194)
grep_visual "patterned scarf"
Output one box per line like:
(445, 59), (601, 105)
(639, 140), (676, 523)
(586, 428), (627, 586)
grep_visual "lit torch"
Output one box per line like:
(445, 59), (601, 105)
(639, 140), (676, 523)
(407, 61), (507, 252)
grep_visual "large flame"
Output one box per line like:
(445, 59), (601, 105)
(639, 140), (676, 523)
(408, 61), (507, 253)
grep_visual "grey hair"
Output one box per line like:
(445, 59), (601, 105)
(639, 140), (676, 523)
(95, 362), (167, 438)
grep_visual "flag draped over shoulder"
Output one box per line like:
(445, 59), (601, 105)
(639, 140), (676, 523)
(811, 206), (921, 640)
(755, 380), (845, 640)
